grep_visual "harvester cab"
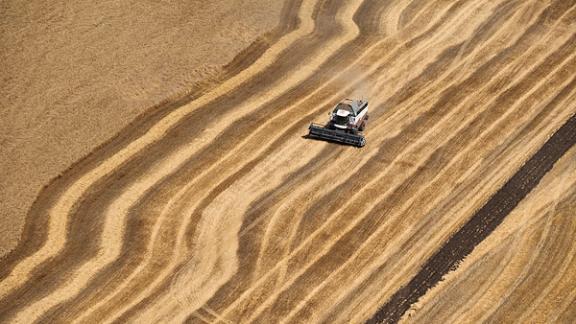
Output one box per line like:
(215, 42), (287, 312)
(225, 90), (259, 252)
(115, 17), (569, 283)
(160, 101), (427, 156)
(308, 99), (368, 147)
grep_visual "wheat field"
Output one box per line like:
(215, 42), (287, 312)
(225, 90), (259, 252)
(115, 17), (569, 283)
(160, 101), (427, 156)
(1, 0), (575, 323)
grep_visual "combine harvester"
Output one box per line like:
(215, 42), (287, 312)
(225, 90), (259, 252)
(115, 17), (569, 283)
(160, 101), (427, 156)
(308, 99), (368, 147)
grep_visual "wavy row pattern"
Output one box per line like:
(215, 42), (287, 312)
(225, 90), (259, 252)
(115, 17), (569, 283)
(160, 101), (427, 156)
(1, 0), (575, 323)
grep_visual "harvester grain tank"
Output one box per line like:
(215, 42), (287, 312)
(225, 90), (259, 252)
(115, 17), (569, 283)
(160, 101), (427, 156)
(308, 99), (368, 147)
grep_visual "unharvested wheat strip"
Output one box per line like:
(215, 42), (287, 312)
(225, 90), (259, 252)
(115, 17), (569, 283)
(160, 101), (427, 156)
(347, 68), (576, 324)
(462, 226), (553, 324)
(232, 27), (576, 322)
(443, 234), (528, 322)
(501, 175), (576, 243)
(389, 232), (524, 324)
(0, 0), (321, 299)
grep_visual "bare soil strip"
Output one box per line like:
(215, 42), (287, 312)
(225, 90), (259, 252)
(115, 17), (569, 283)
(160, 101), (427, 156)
(367, 113), (576, 324)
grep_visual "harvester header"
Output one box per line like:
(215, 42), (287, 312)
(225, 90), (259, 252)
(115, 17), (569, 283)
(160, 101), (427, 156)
(307, 99), (368, 147)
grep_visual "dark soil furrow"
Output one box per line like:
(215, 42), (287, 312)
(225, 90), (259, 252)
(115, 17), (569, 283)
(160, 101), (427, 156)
(367, 113), (576, 324)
